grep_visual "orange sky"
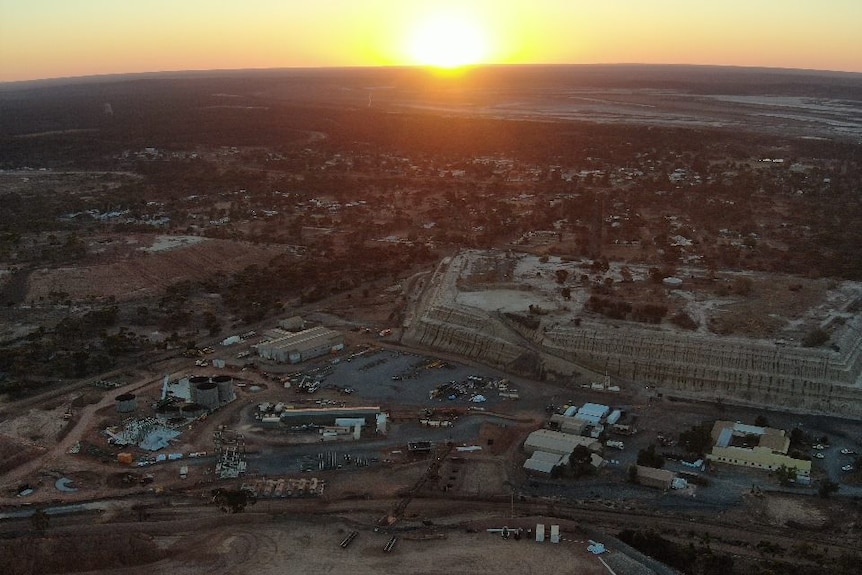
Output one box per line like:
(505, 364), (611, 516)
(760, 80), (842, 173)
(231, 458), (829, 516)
(1, 1), (860, 82)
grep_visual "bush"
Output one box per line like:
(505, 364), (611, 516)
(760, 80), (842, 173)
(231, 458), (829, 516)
(802, 328), (829, 347)
(637, 444), (665, 468)
(670, 310), (698, 330)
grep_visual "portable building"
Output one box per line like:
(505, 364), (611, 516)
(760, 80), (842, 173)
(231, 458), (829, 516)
(636, 465), (675, 490)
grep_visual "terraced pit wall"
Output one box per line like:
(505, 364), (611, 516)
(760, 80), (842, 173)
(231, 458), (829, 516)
(402, 256), (543, 377)
(542, 318), (862, 417)
(404, 253), (862, 417)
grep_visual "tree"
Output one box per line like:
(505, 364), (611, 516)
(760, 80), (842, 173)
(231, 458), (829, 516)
(754, 415), (770, 427)
(803, 328), (830, 348)
(774, 464), (797, 486)
(561, 287), (571, 300)
(30, 509), (49, 532)
(818, 479), (839, 499)
(678, 423), (715, 456)
(555, 269), (569, 284)
(568, 444), (594, 478)
(637, 444), (665, 468)
(211, 488), (257, 513)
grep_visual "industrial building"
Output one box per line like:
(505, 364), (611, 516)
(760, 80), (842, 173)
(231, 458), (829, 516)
(524, 450), (568, 475)
(549, 414), (589, 436)
(572, 402), (611, 426)
(707, 421), (811, 477)
(255, 326), (344, 364)
(523, 429), (601, 457)
(271, 406), (381, 428)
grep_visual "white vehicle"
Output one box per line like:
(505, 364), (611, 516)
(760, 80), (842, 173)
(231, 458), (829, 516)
(813, 452), (825, 459)
(841, 464), (854, 472)
(839, 448), (857, 455)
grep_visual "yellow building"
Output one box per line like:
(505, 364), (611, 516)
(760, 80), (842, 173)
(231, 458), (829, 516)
(707, 421), (811, 477)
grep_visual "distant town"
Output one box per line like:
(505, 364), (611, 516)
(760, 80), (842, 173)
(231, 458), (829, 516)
(1, 65), (861, 575)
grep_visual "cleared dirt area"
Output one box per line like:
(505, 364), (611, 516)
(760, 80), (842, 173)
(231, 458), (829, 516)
(155, 516), (607, 575)
(2, 510), (611, 575)
(25, 235), (291, 302)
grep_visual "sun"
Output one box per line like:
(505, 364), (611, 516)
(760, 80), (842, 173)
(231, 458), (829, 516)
(407, 12), (489, 69)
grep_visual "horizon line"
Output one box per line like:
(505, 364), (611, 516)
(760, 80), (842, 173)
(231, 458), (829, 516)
(3, 62), (862, 89)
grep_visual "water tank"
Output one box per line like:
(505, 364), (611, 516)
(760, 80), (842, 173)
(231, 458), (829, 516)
(195, 381), (220, 411)
(157, 401), (180, 414)
(180, 402), (205, 418)
(115, 393), (137, 413)
(212, 374), (235, 404)
(189, 376), (210, 402)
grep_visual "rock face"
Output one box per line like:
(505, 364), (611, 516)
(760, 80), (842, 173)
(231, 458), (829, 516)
(402, 255), (542, 377)
(403, 251), (862, 417)
(541, 319), (862, 416)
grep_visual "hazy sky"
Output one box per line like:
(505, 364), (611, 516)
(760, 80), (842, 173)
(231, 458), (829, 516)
(1, 0), (860, 82)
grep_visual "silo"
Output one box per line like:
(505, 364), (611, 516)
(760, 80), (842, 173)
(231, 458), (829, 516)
(194, 381), (220, 411)
(115, 393), (137, 413)
(188, 376), (210, 403)
(212, 374), (235, 404)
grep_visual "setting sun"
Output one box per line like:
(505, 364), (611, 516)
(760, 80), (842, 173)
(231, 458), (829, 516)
(407, 11), (490, 69)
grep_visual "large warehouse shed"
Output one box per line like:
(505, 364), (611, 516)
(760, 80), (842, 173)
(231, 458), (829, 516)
(523, 429), (601, 456)
(255, 326), (344, 364)
(278, 406), (381, 427)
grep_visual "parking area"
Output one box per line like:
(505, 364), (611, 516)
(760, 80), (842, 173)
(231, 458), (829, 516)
(269, 348), (519, 409)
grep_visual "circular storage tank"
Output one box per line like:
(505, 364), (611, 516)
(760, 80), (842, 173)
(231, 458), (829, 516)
(188, 376), (210, 402)
(180, 402), (205, 418)
(115, 393), (137, 413)
(195, 382), (220, 411)
(156, 403), (181, 419)
(212, 375), (235, 404)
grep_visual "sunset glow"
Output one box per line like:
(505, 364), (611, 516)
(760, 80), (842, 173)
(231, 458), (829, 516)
(406, 11), (490, 69)
(0, 1), (861, 82)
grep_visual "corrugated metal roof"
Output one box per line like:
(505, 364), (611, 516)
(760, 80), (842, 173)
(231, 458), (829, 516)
(574, 414), (601, 425)
(524, 457), (557, 474)
(531, 450), (564, 463)
(579, 402), (610, 418)
(258, 326), (343, 353)
(524, 429), (600, 455)
(524, 450), (565, 474)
